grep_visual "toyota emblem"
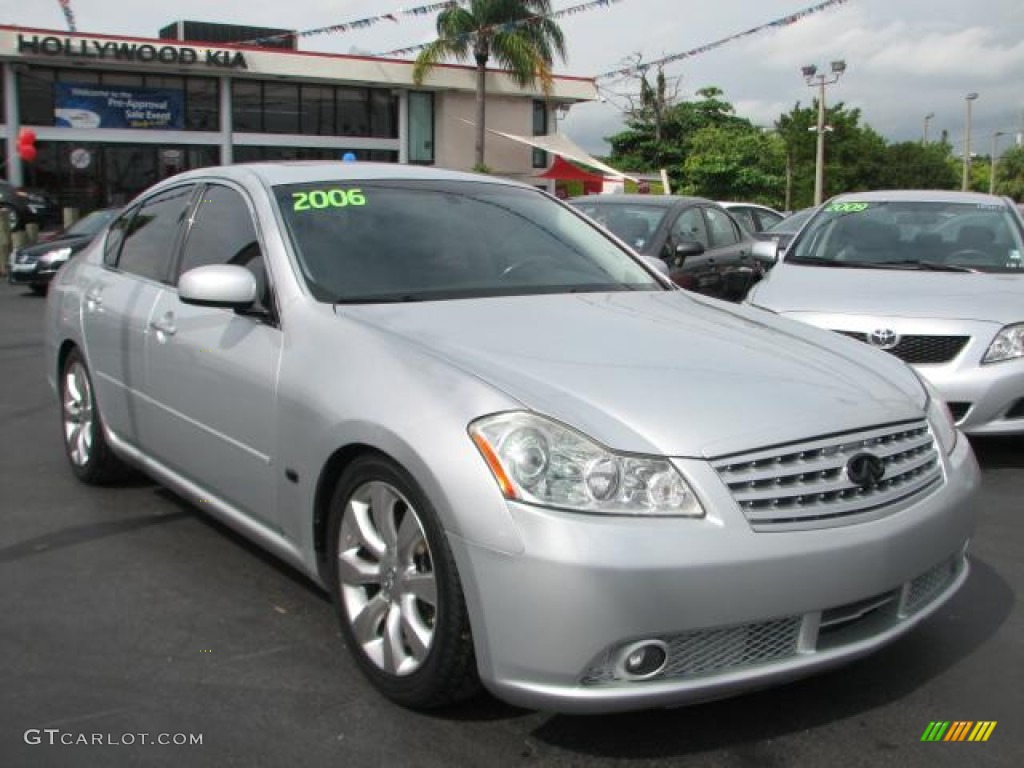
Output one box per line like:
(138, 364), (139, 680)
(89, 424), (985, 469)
(867, 329), (900, 350)
(846, 452), (886, 488)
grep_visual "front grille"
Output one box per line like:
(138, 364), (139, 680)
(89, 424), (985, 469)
(580, 618), (800, 685)
(902, 555), (963, 616)
(579, 552), (967, 687)
(712, 420), (942, 530)
(837, 331), (969, 364)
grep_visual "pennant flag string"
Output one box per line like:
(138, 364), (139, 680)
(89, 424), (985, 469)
(594, 0), (851, 81)
(376, 0), (626, 58)
(55, 0), (77, 32)
(237, 2), (463, 47)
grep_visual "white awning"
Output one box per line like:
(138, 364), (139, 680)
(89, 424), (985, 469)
(489, 129), (638, 181)
(458, 118), (638, 181)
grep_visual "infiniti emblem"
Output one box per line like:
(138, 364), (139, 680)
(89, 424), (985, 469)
(846, 452), (886, 488)
(867, 329), (900, 350)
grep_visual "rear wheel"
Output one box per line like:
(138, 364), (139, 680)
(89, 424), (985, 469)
(327, 454), (479, 708)
(60, 348), (127, 484)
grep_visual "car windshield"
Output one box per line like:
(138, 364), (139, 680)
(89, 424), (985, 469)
(274, 180), (664, 302)
(65, 209), (118, 237)
(767, 207), (815, 235)
(786, 200), (1024, 273)
(568, 202), (669, 252)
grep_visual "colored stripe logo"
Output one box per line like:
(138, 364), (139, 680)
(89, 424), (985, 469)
(921, 721), (997, 742)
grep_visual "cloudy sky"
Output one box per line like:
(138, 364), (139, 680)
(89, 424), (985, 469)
(3, 0), (1022, 156)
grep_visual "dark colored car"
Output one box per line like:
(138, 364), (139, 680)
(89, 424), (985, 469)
(8, 208), (120, 294)
(752, 206), (818, 250)
(569, 194), (766, 301)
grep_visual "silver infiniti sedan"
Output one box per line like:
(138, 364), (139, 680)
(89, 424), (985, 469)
(747, 190), (1024, 436)
(45, 163), (979, 714)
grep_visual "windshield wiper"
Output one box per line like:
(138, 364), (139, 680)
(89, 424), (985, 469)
(787, 257), (892, 269)
(881, 260), (977, 273)
(333, 294), (423, 305)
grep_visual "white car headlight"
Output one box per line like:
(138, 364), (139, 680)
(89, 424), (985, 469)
(917, 376), (958, 455)
(469, 412), (704, 517)
(982, 323), (1024, 364)
(39, 247), (73, 264)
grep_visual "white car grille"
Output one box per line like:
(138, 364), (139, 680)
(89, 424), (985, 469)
(712, 420), (942, 530)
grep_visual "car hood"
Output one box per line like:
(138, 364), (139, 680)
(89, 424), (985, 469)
(345, 291), (925, 458)
(19, 234), (92, 259)
(750, 263), (1024, 324)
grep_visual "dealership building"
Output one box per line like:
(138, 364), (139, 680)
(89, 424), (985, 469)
(0, 23), (596, 212)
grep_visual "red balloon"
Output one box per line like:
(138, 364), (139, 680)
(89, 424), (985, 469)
(17, 127), (37, 144)
(18, 143), (37, 163)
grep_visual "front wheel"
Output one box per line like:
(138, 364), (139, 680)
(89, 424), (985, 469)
(60, 348), (127, 484)
(327, 455), (479, 708)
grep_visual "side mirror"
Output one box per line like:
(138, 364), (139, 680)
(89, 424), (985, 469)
(641, 255), (670, 277)
(179, 264), (256, 309)
(672, 240), (705, 265)
(751, 239), (780, 265)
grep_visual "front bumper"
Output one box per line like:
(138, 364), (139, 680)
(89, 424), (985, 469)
(7, 260), (59, 287)
(450, 434), (978, 714)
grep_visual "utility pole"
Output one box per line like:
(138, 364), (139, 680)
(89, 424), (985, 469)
(962, 92), (978, 191)
(922, 112), (934, 144)
(990, 130), (1006, 195)
(802, 61), (846, 205)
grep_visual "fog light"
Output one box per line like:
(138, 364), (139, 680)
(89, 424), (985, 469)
(616, 640), (668, 680)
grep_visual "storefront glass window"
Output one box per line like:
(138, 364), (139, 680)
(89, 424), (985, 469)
(369, 90), (398, 139)
(263, 83), (299, 134)
(232, 81), (262, 132)
(300, 85), (335, 135)
(408, 92), (434, 165)
(336, 88), (369, 136)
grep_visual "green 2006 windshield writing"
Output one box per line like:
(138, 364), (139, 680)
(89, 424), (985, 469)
(292, 188), (366, 211)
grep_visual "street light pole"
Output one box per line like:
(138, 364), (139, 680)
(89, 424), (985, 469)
(962, 92), (979, 191)
(922, 112), (934, 144)
(990, 130), (1006, 195)
(802, 61), (846, 206)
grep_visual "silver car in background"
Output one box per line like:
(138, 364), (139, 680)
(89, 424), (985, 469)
(747, 190), (1024, 436)
(45, 164), (978, 714)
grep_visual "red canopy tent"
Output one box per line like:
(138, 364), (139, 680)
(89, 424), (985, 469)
(536, 155), (605, 197)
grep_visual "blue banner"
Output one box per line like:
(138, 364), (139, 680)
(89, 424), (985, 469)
(54, 82), (184, 130)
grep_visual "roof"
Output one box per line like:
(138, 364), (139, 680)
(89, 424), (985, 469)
(150, 161), (529, 188)
(568, 194), (710, 207)
(535, 156), (606, 183)
(831, 190), (1004, 204)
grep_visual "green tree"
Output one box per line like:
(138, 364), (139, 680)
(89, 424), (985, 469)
(680, 124), (786, 206)
(412, 1), (567, 168)
(878, 142), (958, 190)
(994, 145), (1024, 200)
(606, 86), (749, 185)
(774, 101), (888, 208)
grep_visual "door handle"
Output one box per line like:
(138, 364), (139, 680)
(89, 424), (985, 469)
(149, 316), (177, 337)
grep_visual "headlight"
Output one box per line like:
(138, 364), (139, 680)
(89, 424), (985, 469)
(917, 376), (958, 455)
(469, 412), (704, 517)
(982, 323), (1024, 364)
(39, 247), (73, 264)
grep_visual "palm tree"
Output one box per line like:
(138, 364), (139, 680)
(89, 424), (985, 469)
(413, 0), (567, 169)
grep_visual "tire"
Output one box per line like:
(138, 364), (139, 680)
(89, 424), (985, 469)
(59, 348), (128, 484)
(327, 454), (480, 708)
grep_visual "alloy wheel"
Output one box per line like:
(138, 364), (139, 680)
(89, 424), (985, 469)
(62, 360), (94, 467)
(337, 480), (438, 676)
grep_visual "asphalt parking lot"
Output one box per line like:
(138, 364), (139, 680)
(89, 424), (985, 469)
(1, 281), (1020, 768)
